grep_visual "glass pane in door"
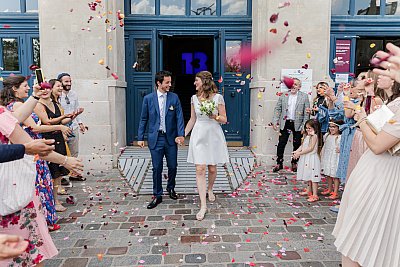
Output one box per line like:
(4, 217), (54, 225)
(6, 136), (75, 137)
(2, 38), (19, 71)
(225, 40), (241, 72)
(135, 40), (151, 72)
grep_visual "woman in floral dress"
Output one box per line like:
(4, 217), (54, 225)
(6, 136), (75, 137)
(0, 76), (71, 231)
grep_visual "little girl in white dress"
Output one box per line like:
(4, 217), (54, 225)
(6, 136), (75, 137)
(185, 71), (229, 221)
(320, 120), (343, 200)
(293, 119), (322, 202)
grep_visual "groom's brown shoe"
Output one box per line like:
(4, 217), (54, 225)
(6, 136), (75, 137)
(167, 189), (178, 200)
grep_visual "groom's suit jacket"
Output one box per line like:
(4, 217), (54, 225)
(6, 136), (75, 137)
(273, 91), (310, 132)
(138, 91), (185, 150)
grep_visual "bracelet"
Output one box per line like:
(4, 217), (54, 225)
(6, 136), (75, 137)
(60, 156), (68, 166)
(358, 117), (367, 125)
(31, 94), (40, 100)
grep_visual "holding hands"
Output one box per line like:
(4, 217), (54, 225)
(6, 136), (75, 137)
(292, 150), (301, 160)
(175, 136), (184, 146)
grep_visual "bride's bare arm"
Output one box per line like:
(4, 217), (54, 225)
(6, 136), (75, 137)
(184, 104), (197, 137)
(215, 103), (227, 124)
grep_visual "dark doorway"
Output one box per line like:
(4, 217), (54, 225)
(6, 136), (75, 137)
(163, 36), (214, 124)
(355, 37), (400, 76)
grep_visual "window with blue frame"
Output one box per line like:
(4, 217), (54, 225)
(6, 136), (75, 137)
(191, 0), (216, 16)
(26, 0), (38, 13)
(332, 0), (400, 16)
(1, 38), (19, 71)
(129, 0), (249, 16)
(0, 0), (38, 13)
(131, 0), (156, 15)
(222, 0), (247, 15)
(160, 0), (185, 15)
(385, 0), (400, 15)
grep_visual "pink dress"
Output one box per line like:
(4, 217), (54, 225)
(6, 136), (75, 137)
(0, 107), (58, 266)
(345, 129), (368, 179)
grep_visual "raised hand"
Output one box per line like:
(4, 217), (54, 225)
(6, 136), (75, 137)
(373, 43), (400, 83)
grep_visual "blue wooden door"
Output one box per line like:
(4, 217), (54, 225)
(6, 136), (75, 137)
(0, 33), (40, 86)
(221, 35), (251, 146)
(126, 31), (155, 144)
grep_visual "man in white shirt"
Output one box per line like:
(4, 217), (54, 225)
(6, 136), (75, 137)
(58, 73), (87, 182)
(272, 78), (310, 172)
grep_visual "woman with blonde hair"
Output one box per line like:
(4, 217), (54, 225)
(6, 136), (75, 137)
(185, 71), (229, 221)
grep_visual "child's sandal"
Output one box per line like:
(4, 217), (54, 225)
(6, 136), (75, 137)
(321, 189), (331, 196)
(307, 195), (319, 202)
(328, 193), (339, 200)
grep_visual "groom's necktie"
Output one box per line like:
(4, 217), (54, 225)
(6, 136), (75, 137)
(160, 94), (166, 132)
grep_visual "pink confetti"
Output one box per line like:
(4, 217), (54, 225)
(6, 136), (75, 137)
(270, 13), (279, 23)
(111, 73), (119, 80)
(282, 76), (294, 89)
(278, 1), (291, 8)
(282, 30), (291, 44)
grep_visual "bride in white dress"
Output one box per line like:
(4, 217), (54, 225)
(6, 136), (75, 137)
(185, 71), (229, 221)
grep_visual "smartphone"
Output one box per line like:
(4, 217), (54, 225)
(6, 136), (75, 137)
(35, 69), (44, 85)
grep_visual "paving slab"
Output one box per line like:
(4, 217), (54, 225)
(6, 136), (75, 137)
(49, 167), (341, 266)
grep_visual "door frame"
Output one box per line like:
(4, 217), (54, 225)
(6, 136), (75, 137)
(157, 30), (222, 76)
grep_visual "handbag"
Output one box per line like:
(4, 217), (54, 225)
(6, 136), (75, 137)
(0, 154), (37, 216)
(366, 105), (400, 156)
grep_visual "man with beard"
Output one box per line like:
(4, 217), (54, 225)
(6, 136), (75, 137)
(58, 73), (87, 183)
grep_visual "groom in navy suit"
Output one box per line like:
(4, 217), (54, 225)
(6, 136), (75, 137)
(138, 71), (185, 209)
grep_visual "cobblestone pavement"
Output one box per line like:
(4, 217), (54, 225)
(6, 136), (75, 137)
(46, 167), (341, 267)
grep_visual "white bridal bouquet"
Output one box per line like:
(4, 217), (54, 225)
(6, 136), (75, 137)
(199, 99), (216, 116)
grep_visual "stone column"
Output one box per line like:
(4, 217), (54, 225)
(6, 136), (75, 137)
(38, 0), (126, 170)
(250, 0), (332, 166)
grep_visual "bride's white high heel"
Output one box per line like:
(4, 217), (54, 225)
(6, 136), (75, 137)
(196, 207), (207, 221)
(208, 190), (216, 202)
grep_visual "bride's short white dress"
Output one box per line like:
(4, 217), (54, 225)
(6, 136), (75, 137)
(187, 94), (229, 165)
